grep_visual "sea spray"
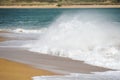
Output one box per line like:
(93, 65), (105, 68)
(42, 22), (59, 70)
(27, 11), (120, 69)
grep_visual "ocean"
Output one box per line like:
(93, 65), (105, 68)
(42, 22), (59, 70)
(0, 8), (120, 80)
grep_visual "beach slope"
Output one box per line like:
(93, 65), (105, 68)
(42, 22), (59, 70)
(0, 58), (56, 80)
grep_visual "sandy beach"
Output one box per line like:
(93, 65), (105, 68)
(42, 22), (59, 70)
(0, 5), (120, 8)
(0, 37), (58, 80)
(0, 58), (56, 80)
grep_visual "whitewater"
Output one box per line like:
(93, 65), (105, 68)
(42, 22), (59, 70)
(30, 10), (120, 80)
(33, 71), (120, 80)
(19, 11), (120, 70)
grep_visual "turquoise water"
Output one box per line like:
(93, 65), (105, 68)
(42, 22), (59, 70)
(0, 8), (120, 30)
(0, 8), (62, 29)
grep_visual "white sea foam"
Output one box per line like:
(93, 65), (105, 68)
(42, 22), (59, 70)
(23, 12), (120, 69)
(13, 28), (47, 33)
(32, 71), (120, 80)
(0, 28), (47, 34)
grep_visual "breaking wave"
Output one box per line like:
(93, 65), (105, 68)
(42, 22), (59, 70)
(25, 11), (120, 69)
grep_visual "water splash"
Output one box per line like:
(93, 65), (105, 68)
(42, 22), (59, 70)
(28, 11), (120, 69)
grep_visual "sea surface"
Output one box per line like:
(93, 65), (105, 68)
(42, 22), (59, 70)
(0, 8), (120, 80)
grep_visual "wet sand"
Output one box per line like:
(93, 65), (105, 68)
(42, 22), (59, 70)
(0, 47), (111, 74)
(0, 58), (56, 80)
(0, 31), (10, 42)
(0, 37), (6, 42)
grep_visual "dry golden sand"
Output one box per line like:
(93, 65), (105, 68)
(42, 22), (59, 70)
(0, 58), (56, 80)
(0, 5), (120, 8)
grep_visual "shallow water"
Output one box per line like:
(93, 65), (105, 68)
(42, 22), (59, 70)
(33, 71), (120, 80)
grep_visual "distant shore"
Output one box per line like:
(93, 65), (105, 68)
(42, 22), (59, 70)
(0, 5), (120, 8)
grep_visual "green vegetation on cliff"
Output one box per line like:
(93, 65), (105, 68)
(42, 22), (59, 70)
(0, 0), (120, 6)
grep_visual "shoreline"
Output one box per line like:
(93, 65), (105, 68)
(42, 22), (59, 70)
(0, 58), (57, 80)
(0, 36), (113, 80)
(0, 36), (112, 74)
(0, 37), (59, 80)
(0, 5), (120, 8)
(0, 47), (111, 74)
